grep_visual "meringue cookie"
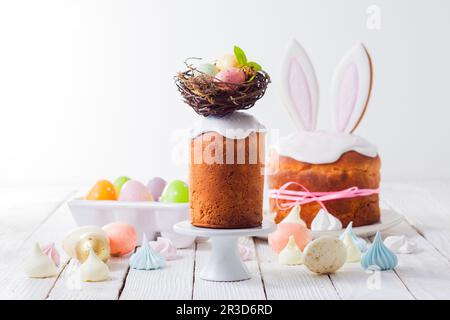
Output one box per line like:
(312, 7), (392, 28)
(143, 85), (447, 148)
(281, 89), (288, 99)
(361, 232), (398, 271)
(280, 205), (306, 227)
(42, 242), (60, 266)
(149, 237), (178, 260)
(303, 237), (347, 274)
(24, 243), (58, 278)
(130, 234), (165, 270)
(278, 235), (303, 265)
(239, 244), (254, 261)
(339, 222), (367, 252)
(80, 248), (110, 282)
(342, 232), (362, 262)
(383, 235), (417, 254)
(311, 209), (343, 231)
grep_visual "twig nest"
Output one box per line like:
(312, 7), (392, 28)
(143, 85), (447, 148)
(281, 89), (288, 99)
(175, 59), (270, 117)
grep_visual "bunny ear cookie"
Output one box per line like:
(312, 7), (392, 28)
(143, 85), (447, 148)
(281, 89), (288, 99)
(331, 44), (373, 133)
(281, 39), (319, 132)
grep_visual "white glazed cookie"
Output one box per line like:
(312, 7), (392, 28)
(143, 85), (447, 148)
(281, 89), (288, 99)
(303, 237), (347, 274)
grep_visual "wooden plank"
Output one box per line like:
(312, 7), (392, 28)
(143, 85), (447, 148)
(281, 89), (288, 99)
(255, 238), (339, 300)
(120, 245), (195, 300)
(47, 256), (130, 300)
(193, 237), (266, 300)
(0, 191), (77, 300)
(382, 181), (450, 261)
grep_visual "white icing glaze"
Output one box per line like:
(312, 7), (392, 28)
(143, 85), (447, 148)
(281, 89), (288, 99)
(311, 209), (343, 231)
(190, 112), (265, 140)
(276, 131), (377, 164)
(383, 235), (417, 254)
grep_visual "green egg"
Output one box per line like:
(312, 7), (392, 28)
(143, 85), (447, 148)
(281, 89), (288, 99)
(113, 176), (131, 196)
(194, 63), (219, 77)
(160, 180), (189, 203)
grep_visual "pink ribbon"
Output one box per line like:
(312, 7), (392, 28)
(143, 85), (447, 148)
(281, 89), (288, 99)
(268, 181), (379, 211)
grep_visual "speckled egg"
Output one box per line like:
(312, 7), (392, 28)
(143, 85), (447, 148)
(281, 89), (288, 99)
(86, 180), (117, 200)
(159, 180), (189, 203)
(216, 53), (237, 71)
(102, 222), (137, 257)
(147, 177), (167, 201)
(195, 63), (219, 76)
(118, 180), (154, 202)
(215, 67), (246, 84)
(303, 237), (347, 274)
(268, 223), (312, 253)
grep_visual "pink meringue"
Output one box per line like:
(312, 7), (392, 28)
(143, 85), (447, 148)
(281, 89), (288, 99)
(42, 242), (60, 266)
(149, 237), (178, 260)
(239, 244), (253, 261)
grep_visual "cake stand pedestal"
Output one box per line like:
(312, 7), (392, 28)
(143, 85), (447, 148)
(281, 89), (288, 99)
(173, 220), (276, 282)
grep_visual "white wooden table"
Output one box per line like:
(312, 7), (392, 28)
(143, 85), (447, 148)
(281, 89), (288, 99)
(1, 180), (450, 300)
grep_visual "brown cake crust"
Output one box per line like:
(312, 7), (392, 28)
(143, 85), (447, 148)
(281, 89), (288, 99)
(268, 151), (381, 228)
(190, 132), (265, 228)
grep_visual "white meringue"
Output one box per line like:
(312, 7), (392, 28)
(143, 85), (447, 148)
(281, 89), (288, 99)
(280, 205), (306, 227)
(42, 242), (60, 266)
(149, 237), (178, 261)
(80, 248), (109, 282)
(24, 243), (58, 278)
(239, 244), (254, 261)
(311, 209), (343, 231)
(342, 232), (362, 262)
(278, 235), (303, 265)
(383, 235), (417, 254)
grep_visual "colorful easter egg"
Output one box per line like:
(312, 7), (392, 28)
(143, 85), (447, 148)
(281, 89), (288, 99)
(268, 223), (312, 253)
(215, 67), (246, 84)
(160, 180), (189, 203)
(216, 53), (237, 71)
(118, 180), (154, 202)
(195, 63), (219, 76)
(102, 222), (137, 257)
(86, 180), (117, 200)
(75, 232), (110, 263)
(147, 177), (167, 201)
(113, 176), (131, 196)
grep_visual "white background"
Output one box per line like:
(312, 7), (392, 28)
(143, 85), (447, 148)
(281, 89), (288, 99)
(0, 0), (449, 186)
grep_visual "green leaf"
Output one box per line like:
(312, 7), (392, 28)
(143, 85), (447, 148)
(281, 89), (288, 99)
(247, 61), (262, 71)
(234, 46), (247, 67)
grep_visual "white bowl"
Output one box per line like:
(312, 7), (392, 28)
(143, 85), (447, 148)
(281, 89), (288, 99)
(67, 198), (196, 248)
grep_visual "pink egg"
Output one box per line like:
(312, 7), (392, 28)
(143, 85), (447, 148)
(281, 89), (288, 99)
(268, 223), (312, 253)
(102, 222), (137, 257)
(146, 177), (167, 201)
(215, 67), (245, 84)
(118, 180), (154, 201)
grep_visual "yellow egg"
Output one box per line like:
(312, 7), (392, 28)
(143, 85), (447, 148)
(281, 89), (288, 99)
(75, 233), (110, 263)
(86, 180), (117, 201)
(216, 53), (237, 71)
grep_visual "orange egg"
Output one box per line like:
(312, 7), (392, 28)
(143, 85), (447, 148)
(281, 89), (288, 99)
(102, 222), (137, 256)
(86, 180), (117, 200)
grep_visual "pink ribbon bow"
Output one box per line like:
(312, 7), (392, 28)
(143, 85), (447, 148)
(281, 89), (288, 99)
(268, 181), (379, 211)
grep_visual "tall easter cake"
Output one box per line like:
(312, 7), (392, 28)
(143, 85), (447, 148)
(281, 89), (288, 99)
(176, 46), (270, 228)
(268, 40), (380, 228)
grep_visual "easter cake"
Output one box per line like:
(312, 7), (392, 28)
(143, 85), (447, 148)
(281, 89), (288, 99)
(176, 46), (270, 229)
(268, 40), (380, 229)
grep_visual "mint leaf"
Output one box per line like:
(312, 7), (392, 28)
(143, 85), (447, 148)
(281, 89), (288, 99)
(247, 61), (262, 71)
(234, 46), (247, 67)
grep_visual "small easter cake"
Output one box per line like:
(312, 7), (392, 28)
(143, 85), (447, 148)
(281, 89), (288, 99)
(268, 40), (380, 229)
(176, 46), (270, 229)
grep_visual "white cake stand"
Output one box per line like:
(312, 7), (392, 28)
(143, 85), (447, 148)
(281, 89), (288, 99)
(173, 220), (276, 282)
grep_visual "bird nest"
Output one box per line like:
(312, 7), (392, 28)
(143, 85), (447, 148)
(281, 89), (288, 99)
(175, 59), (271, 117)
